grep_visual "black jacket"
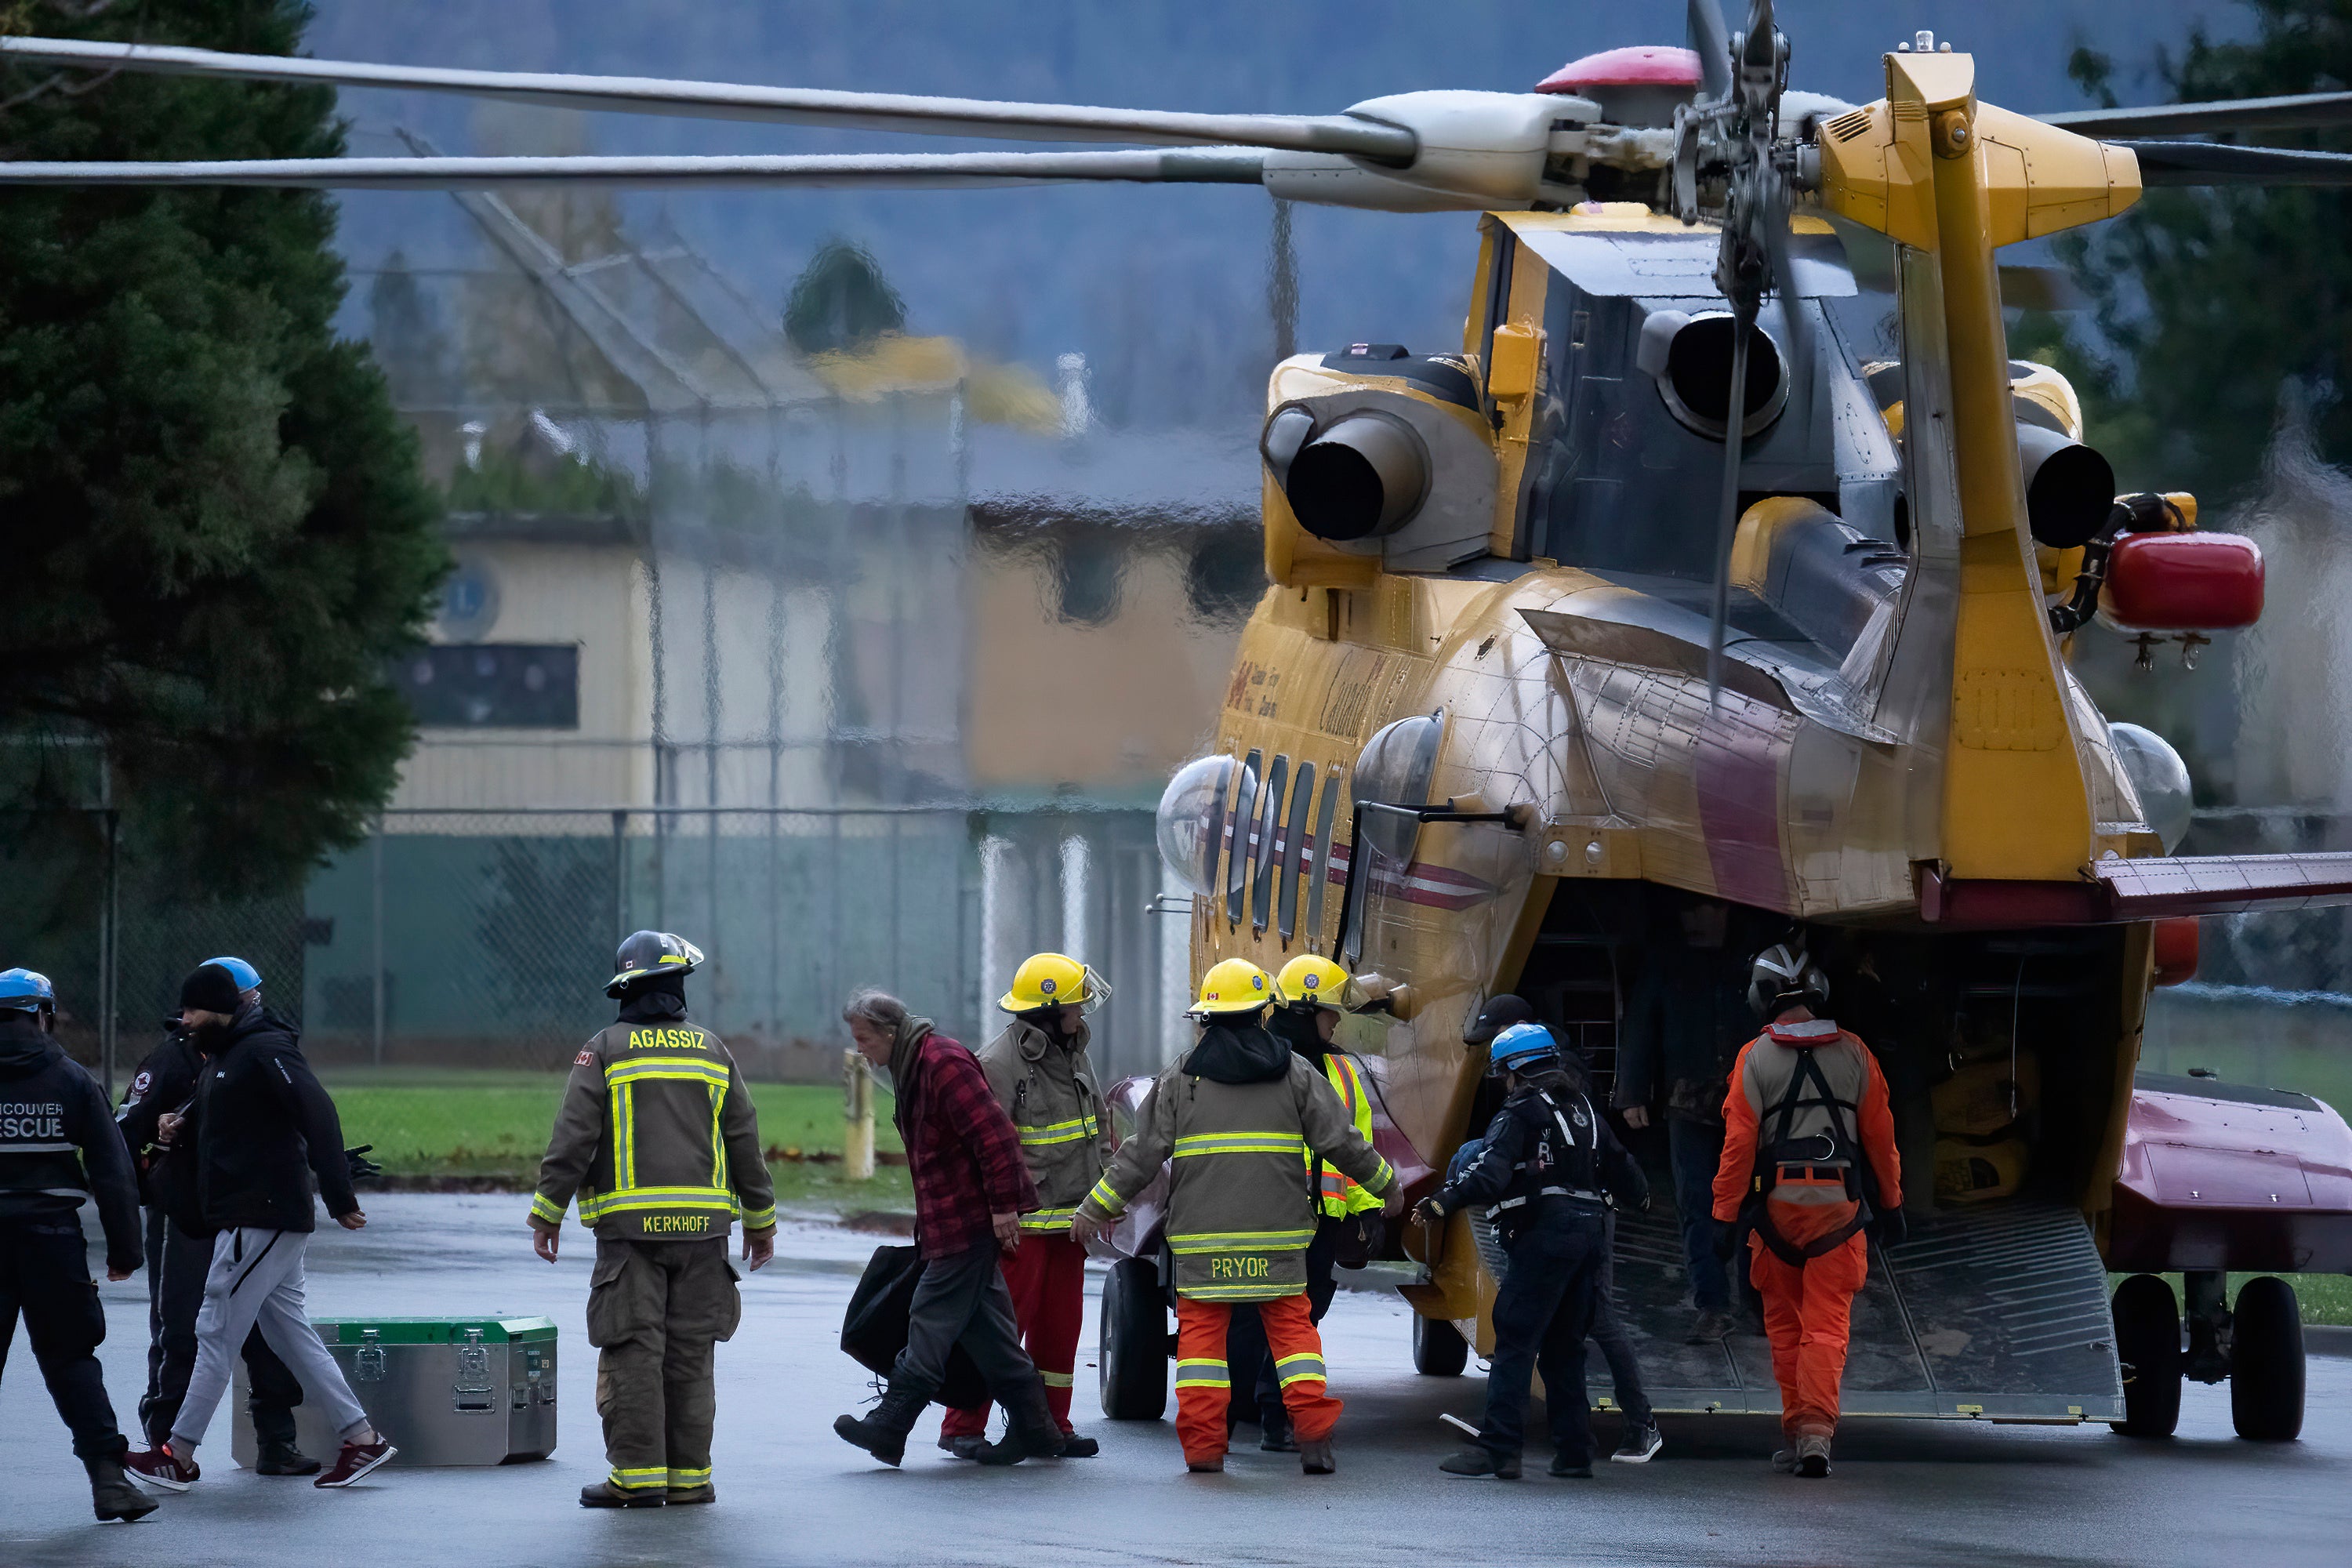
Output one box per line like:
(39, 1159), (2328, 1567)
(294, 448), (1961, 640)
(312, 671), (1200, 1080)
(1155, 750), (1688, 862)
(183, 1004), (357, 1233)
(1439, 1070), (1647, 1236)
(117, 1025), (203, 1221)
(0, 1014), (143, 1272)
(1181, 1022), (1290, 1085)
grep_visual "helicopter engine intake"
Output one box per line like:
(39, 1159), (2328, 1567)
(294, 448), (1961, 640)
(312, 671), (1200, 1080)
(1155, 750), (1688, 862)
(2016, 423), (2118, 550)
(1636, 309), (1788, 440)
(1276, 411), (1431, 542)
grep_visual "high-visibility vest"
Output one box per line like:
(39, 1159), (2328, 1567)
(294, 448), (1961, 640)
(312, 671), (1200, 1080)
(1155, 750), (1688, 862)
(1311, 1052), (1384, 1218)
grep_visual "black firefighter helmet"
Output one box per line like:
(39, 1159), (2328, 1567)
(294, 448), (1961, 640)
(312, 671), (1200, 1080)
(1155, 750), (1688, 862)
(607, 930), (706, 998)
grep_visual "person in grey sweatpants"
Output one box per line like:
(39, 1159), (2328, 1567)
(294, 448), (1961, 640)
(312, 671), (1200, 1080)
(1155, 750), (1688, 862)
(172, 1228), (369, 1451)
(124, 966), (395, 1494)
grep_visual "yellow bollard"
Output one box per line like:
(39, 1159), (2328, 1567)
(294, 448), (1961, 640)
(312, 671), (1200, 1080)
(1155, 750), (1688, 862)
(843, 1047), (876, 1181)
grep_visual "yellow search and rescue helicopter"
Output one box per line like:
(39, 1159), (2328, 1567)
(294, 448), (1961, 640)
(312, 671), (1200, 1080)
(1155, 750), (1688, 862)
(9, 0), (2352, 1450)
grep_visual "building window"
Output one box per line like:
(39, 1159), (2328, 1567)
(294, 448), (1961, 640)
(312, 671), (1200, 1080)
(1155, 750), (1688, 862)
(1055, 533), (1123, 625)
(394, 644), (579, 728)
(1186, 534), (1264, 624)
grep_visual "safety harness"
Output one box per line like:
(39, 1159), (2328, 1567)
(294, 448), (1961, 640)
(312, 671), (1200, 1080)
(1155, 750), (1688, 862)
(1484, 1088), (1605, 1218)
(1740, 1036), (1875, 1266)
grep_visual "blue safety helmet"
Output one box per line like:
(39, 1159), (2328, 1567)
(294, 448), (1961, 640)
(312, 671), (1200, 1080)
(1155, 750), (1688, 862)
(1487, 1021), (1559, 1075)
(0, 967), (56, 1013)
(203, 956), (263, 993)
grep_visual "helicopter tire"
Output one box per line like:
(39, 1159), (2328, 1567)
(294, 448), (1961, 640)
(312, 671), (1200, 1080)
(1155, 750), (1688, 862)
(2110, 1273), (2182, 1439)
(2229, 1275), (2305, 1443)
(1099, 1255), (1168, 1421)
(1412, 1312), (1469, 1377)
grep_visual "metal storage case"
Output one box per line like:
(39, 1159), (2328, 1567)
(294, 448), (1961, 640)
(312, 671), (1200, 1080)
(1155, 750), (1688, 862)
(231, 1316), (557, 1468)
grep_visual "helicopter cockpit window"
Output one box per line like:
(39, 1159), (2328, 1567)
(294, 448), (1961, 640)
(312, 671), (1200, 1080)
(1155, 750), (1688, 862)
(1518, 233), (1906, 670)
(1154, 753), (1249, 902)
(1341, 713), (1445, 962)
(1228, 748), (1263, 925)
(1250, 753), (1289, 933)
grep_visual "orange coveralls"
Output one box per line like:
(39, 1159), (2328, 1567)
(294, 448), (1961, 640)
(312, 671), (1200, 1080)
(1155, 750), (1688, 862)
(1711, 1020), (1903, 1441)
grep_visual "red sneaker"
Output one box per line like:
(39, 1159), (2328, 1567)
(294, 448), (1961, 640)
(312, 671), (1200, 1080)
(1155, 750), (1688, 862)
(314, 1436), (397, 1488)
(123, 1446), (199, 1492)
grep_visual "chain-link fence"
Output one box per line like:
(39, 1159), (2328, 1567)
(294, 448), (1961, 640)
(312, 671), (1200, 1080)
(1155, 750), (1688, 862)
(4, 802), (1187, 1094)
(294, 804), (1184, 1083)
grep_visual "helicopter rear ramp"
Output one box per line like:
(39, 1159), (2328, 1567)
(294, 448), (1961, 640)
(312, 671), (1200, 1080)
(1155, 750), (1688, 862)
(1597, 1198), (2125, 1423)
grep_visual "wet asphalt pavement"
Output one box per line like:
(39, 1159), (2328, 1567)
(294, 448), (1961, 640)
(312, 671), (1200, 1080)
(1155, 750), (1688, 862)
(2, 1193), (2347, 1567)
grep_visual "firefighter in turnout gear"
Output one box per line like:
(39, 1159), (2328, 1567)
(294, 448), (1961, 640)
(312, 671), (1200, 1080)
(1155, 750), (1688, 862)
(1711, 941), (1904, 1479)
(1225, 955), (1382, 1452)
(0, 967), (157, 1523)
(1417, 1022), (1650, 1480)
(938, 953), (1112, 1459)
(530, 931), (778, 1508)
(1074, 958), (1392, 1475)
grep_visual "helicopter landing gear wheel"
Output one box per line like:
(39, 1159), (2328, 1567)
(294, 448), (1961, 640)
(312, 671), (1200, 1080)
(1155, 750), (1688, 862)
(1412, 1312), (1469, 1377)
(2230, 1276), (2305, 1442)
(1098, 1255), (1168, 1421)
(2111, 1273), (2183, 1438)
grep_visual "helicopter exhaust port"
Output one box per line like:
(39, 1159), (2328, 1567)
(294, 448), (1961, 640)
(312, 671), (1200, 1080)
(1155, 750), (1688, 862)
(1263, 407), (1432, 542)
(2016, 423), (2118, 549)
(1636, 309), (1788, 440)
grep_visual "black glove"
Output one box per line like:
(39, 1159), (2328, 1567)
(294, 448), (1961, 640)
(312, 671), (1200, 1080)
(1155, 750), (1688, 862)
(1413, 1196), (1448, 1227)
(1711, 1218), (1740, 1263)
(1872, 1207), (1907, 1247)
(345, 1145), (384, 1185)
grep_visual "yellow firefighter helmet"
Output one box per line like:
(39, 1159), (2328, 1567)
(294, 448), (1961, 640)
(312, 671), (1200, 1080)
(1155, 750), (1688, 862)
(1274, 954), (1360, 1012)
(998, 951), (1109, 1014)
(1190, 957), (1273, 1017)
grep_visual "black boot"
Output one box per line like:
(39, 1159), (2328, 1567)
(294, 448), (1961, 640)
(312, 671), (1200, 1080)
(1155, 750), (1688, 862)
(833, 1386), (931, 1467)
(975, 1379), (1067, 1466)
(256, 1439), (321, 1477)
(87, 1455), (158, 1523)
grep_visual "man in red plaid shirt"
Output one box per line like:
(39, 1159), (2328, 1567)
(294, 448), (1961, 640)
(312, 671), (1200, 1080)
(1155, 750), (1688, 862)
(832, 989), (1074, 1467)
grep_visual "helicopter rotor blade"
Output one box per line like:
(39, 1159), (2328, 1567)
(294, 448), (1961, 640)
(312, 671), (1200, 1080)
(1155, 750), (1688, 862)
(0, 147), (1269, 191)
(2046, 91), (2352, 138)
(2122, 140), (2352, 187)
(1687, 0), (1732, 103)
(0, 34), (1416, 163)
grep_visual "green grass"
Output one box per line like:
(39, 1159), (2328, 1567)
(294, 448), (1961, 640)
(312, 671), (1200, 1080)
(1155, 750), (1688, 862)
(2109, 1272), (2352, 1327)
(321, 1068), (909, 1214)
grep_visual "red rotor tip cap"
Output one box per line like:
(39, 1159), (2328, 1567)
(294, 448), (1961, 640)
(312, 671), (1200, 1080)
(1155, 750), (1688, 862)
(1537, 45), (1705, 94)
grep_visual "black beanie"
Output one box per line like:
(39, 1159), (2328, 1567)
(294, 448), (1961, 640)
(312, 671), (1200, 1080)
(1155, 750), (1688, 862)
(180, 963), (241, 1015)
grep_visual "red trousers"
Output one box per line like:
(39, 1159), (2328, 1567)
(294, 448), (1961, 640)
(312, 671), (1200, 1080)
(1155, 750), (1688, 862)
(1746, 1198), (1870, 1439)
(941, 1232), (1088, 1439)
(1174, 1293), (1340, 1466)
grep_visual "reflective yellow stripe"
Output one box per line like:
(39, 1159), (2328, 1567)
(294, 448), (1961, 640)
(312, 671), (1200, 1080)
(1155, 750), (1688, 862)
(1085, 1174), (1127, 1217)
(1174, 1357), (1230, 1388)
(1039, 1370), (1075, 1388)
(612, 1082), (634, 1189)
(606, 1058), (731, 1087)
(709, 1083), (726, 1190)
(528, 1193), (565, 1225)
(1020, 1206), (1078, 1232)
(578, 1186), (741, 1219)
(1274, 1352), (1328, 1386)
(1167, 1229), (1315, 1253)
(666, 1467), (712, 1485)
(740, 1205), (776, 1230)
(1174, 1132), (1307, 1158)
(1182, 1283), (1299, 1301)
(1018, 1116), (1100, 1147)
(609, 1467), (667, 1490)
